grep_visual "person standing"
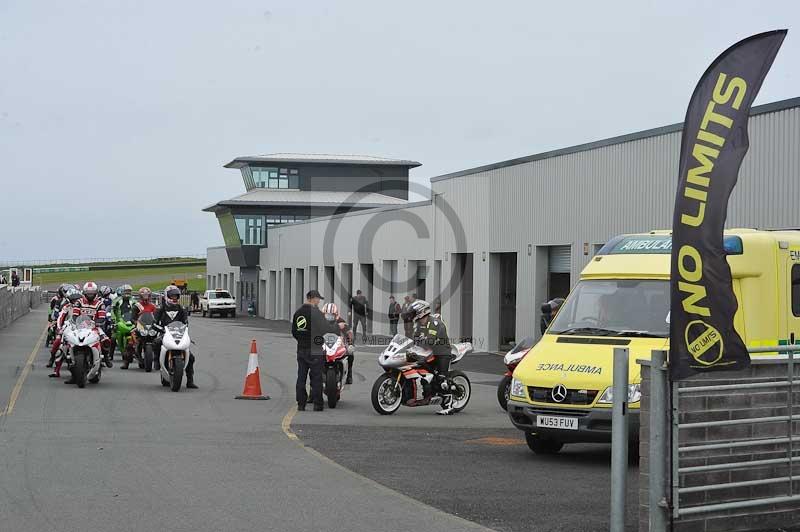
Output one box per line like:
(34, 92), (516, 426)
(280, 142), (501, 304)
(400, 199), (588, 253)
(387, 295), (401, 336)
(401, 295), (414, 338)
(349, 289), (369, 343)
(190, 291), (200, 312)
(292, 290), (339, 411)
(11, 271), (20, 287)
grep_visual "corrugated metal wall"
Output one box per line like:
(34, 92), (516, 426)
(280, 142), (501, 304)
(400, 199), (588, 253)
(207, 102), (800, 351)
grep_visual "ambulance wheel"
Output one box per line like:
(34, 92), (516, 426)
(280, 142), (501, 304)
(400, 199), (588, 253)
(525, 432), (563, 454)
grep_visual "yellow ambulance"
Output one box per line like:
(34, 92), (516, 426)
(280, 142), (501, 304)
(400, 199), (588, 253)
(507, 229), (800, 454)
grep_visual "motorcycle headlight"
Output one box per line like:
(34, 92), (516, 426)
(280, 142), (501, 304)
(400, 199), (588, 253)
(597, 383), (641, 404)
(149, 329), (157, 336)
(510, 378), (526, 398)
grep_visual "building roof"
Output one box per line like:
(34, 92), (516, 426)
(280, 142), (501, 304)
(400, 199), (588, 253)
(203, 189), (407, 212)
(430, 96), (800, 183)
(224, 153), (422, 169)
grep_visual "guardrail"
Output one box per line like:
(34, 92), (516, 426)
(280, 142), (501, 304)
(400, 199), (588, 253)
(0, 285), (42, 329)
(671, 344), (799, 520)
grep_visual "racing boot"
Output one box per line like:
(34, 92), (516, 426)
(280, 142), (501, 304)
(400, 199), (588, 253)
(436, 395), (455, 415)
(153, 358), (161, 371)
(49, 359), (63, 378)
(120, 356), (129, 370)
(345, 367), (353, 385)
(185, 355), (197, 389)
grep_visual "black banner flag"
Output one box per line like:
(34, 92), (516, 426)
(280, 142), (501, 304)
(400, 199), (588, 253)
(670, 30), (787, 380)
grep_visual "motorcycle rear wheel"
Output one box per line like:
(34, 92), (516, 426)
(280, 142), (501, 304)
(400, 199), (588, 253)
(449, 371), (471, 413)
(371, 374), (402, 415)
(171, 357), (184, 392)
(144, 344), (154, 373)
(326, 367), (339, 409)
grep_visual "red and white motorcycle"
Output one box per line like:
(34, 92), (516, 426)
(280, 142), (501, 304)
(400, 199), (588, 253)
(498, 336), (535, 410)
(321, 332), (353, 408)
(371, 334), (473, 415)
(62, 315), (104, 388)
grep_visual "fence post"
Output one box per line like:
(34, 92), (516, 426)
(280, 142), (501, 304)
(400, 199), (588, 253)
(610, 347), (629, 532)
(650, 350), (669, 532)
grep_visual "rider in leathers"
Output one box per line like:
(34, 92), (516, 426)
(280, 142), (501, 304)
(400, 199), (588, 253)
(321, 303), (355, 384)
(48, 288), (83, 378)
(153, 285), (197, 389)
(72, 281), (113, 369)
(46, 284), (72, 366)
(129, 287), (159, 370)
(409, 299), (455, 415)
(112, 285), (135, 357)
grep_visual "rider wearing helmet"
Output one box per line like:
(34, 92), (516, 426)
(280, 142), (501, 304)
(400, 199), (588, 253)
(49, 284), (72, 320)
(129, 287), (159, 370)
(73, 281), (113, 368)
(153, 285), (197, 388)
(322, 303), (355, 384)
(409, 299), (455, 415)
(48, 288), (84, 377)
(112, 285), (135, 356)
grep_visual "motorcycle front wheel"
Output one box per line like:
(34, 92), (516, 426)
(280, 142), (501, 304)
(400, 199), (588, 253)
(171, 356), (184, 392)
(144, 344), (154, 373)
(449, 371), (471, 413)
(73, 352), (87, 389)
(326, 367), (339, 409)
(497, 375), (511, 411)
(371, 373), (402, 415)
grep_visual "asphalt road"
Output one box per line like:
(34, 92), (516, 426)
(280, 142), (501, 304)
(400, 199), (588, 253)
(0, 309), (638, 532)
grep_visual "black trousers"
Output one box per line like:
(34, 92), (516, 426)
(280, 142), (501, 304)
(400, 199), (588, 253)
(296, 354), (323, 407)
(352, 313), (367, 340)
(389, 318), (399, 335)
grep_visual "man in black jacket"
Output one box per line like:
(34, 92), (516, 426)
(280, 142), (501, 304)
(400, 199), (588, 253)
(387, 295), (400, 336)
(349, 289), (369, 343)
(292, 290), (340, 411)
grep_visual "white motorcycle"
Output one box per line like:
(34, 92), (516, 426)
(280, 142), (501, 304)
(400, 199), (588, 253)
(63, 315), (104, 388)
(159, 321), (191, 392)
(371, 334), (473, 415)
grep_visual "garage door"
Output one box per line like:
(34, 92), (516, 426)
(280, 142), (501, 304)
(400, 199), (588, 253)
(548, 246), (572, 273)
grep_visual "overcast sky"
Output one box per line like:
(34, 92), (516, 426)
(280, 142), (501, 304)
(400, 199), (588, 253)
(1, 1), (798, 261)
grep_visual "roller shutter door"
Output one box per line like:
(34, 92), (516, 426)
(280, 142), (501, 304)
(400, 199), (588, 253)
(548, 246), (572, 274)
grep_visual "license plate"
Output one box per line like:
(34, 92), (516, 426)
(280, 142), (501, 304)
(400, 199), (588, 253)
(536, 415), (578, 430)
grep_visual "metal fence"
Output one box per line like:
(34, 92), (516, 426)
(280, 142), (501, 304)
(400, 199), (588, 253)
(669, 344), (799, 519)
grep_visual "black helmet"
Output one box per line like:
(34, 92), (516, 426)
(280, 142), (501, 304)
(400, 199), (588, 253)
(66, 288), (82, 303)
(165, 285), (181, 307)
(409, 299), (431, 321)
(58, 283), (72, 298)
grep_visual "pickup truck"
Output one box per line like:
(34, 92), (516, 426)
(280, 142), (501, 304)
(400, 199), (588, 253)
(200, 289), (236, 318)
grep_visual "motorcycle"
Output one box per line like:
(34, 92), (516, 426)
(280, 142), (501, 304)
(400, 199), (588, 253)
(159, 321), (191, 392)
(63, 315), (103, 388)
(134, 312), (158, 372)
(102, 300), (116, 359)
(498, 336), (535, 411)
(116, 310), (139, 368)
(371, 334), (473, 415)
(320, 332), (353, 408)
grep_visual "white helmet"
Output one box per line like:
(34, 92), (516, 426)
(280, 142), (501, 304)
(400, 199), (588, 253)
(409, 299), (431, 321)
(82, 281), (99, 302)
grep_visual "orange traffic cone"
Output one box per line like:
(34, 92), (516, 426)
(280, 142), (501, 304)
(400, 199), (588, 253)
(236, 339), (270, 400)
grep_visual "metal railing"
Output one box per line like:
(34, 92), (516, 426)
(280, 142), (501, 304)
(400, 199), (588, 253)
(669, 344), (799, 520)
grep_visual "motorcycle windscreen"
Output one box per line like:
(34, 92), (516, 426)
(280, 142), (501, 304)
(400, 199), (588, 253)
(509, 336), (535, 354)
(166, 321), (187, 340)
(74, 315), (95, 330)
(322, 333), (339, 348)
(138, 312), (154, 326)
(390, 334), (412, 346)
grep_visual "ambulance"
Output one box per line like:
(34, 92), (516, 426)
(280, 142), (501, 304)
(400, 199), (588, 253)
(507, 229), (800, 454)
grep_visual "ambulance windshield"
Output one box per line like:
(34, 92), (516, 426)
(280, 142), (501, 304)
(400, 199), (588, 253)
(549, 279), (669, 337)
